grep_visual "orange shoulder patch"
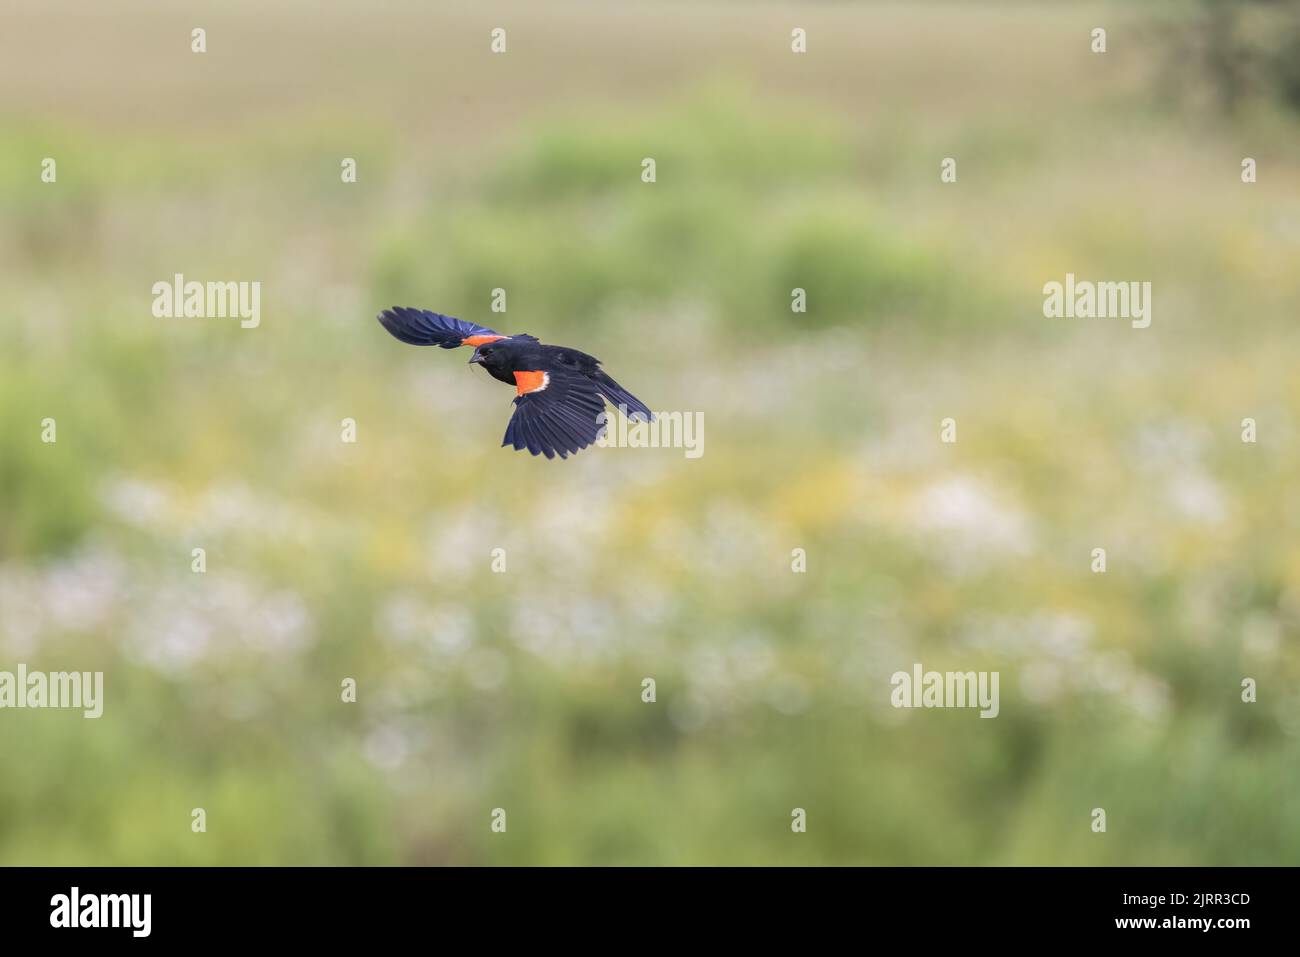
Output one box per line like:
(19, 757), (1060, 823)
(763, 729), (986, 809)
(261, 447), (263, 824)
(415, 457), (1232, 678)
(514, 370), (550, 395)
(462, 334), (507, 347)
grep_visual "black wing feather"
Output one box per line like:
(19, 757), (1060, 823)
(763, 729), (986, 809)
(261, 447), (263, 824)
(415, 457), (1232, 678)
(376, 306), (500, 349)
(503, 372), (606, 459)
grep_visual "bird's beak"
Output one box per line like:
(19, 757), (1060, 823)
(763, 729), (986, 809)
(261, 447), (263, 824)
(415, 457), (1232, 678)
(468, 350), (484, 365)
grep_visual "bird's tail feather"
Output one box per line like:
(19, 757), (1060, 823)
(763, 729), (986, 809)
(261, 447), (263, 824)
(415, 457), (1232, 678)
(594, 370), (653, 422)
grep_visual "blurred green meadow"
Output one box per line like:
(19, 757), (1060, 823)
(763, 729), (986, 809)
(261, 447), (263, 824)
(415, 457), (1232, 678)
(2, 0), (1300, 865)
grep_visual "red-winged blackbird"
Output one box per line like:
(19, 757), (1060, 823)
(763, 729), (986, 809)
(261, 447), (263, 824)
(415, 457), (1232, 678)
(377, 306), (652, 459)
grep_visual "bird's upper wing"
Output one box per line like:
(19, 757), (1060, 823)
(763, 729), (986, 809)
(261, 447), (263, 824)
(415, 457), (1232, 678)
(503, 369), (607, 459)
(377, 306), (504, 349)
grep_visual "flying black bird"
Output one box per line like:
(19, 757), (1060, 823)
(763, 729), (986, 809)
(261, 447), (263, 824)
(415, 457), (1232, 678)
(377, 306), (652, 459)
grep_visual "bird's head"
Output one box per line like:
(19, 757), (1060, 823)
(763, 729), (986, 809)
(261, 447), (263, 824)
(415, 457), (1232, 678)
(468, 343), (496, 367)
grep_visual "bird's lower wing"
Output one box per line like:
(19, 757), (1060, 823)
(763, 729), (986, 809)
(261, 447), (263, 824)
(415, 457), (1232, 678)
(503, 371), (607, 459)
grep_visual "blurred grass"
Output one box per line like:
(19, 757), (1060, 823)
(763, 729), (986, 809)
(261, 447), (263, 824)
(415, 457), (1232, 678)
(1, 0), (1300, 865)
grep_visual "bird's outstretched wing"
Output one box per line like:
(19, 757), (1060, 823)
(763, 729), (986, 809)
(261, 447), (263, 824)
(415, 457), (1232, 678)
(503, 369), (607, 459)
(377, 306), (503, 349)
